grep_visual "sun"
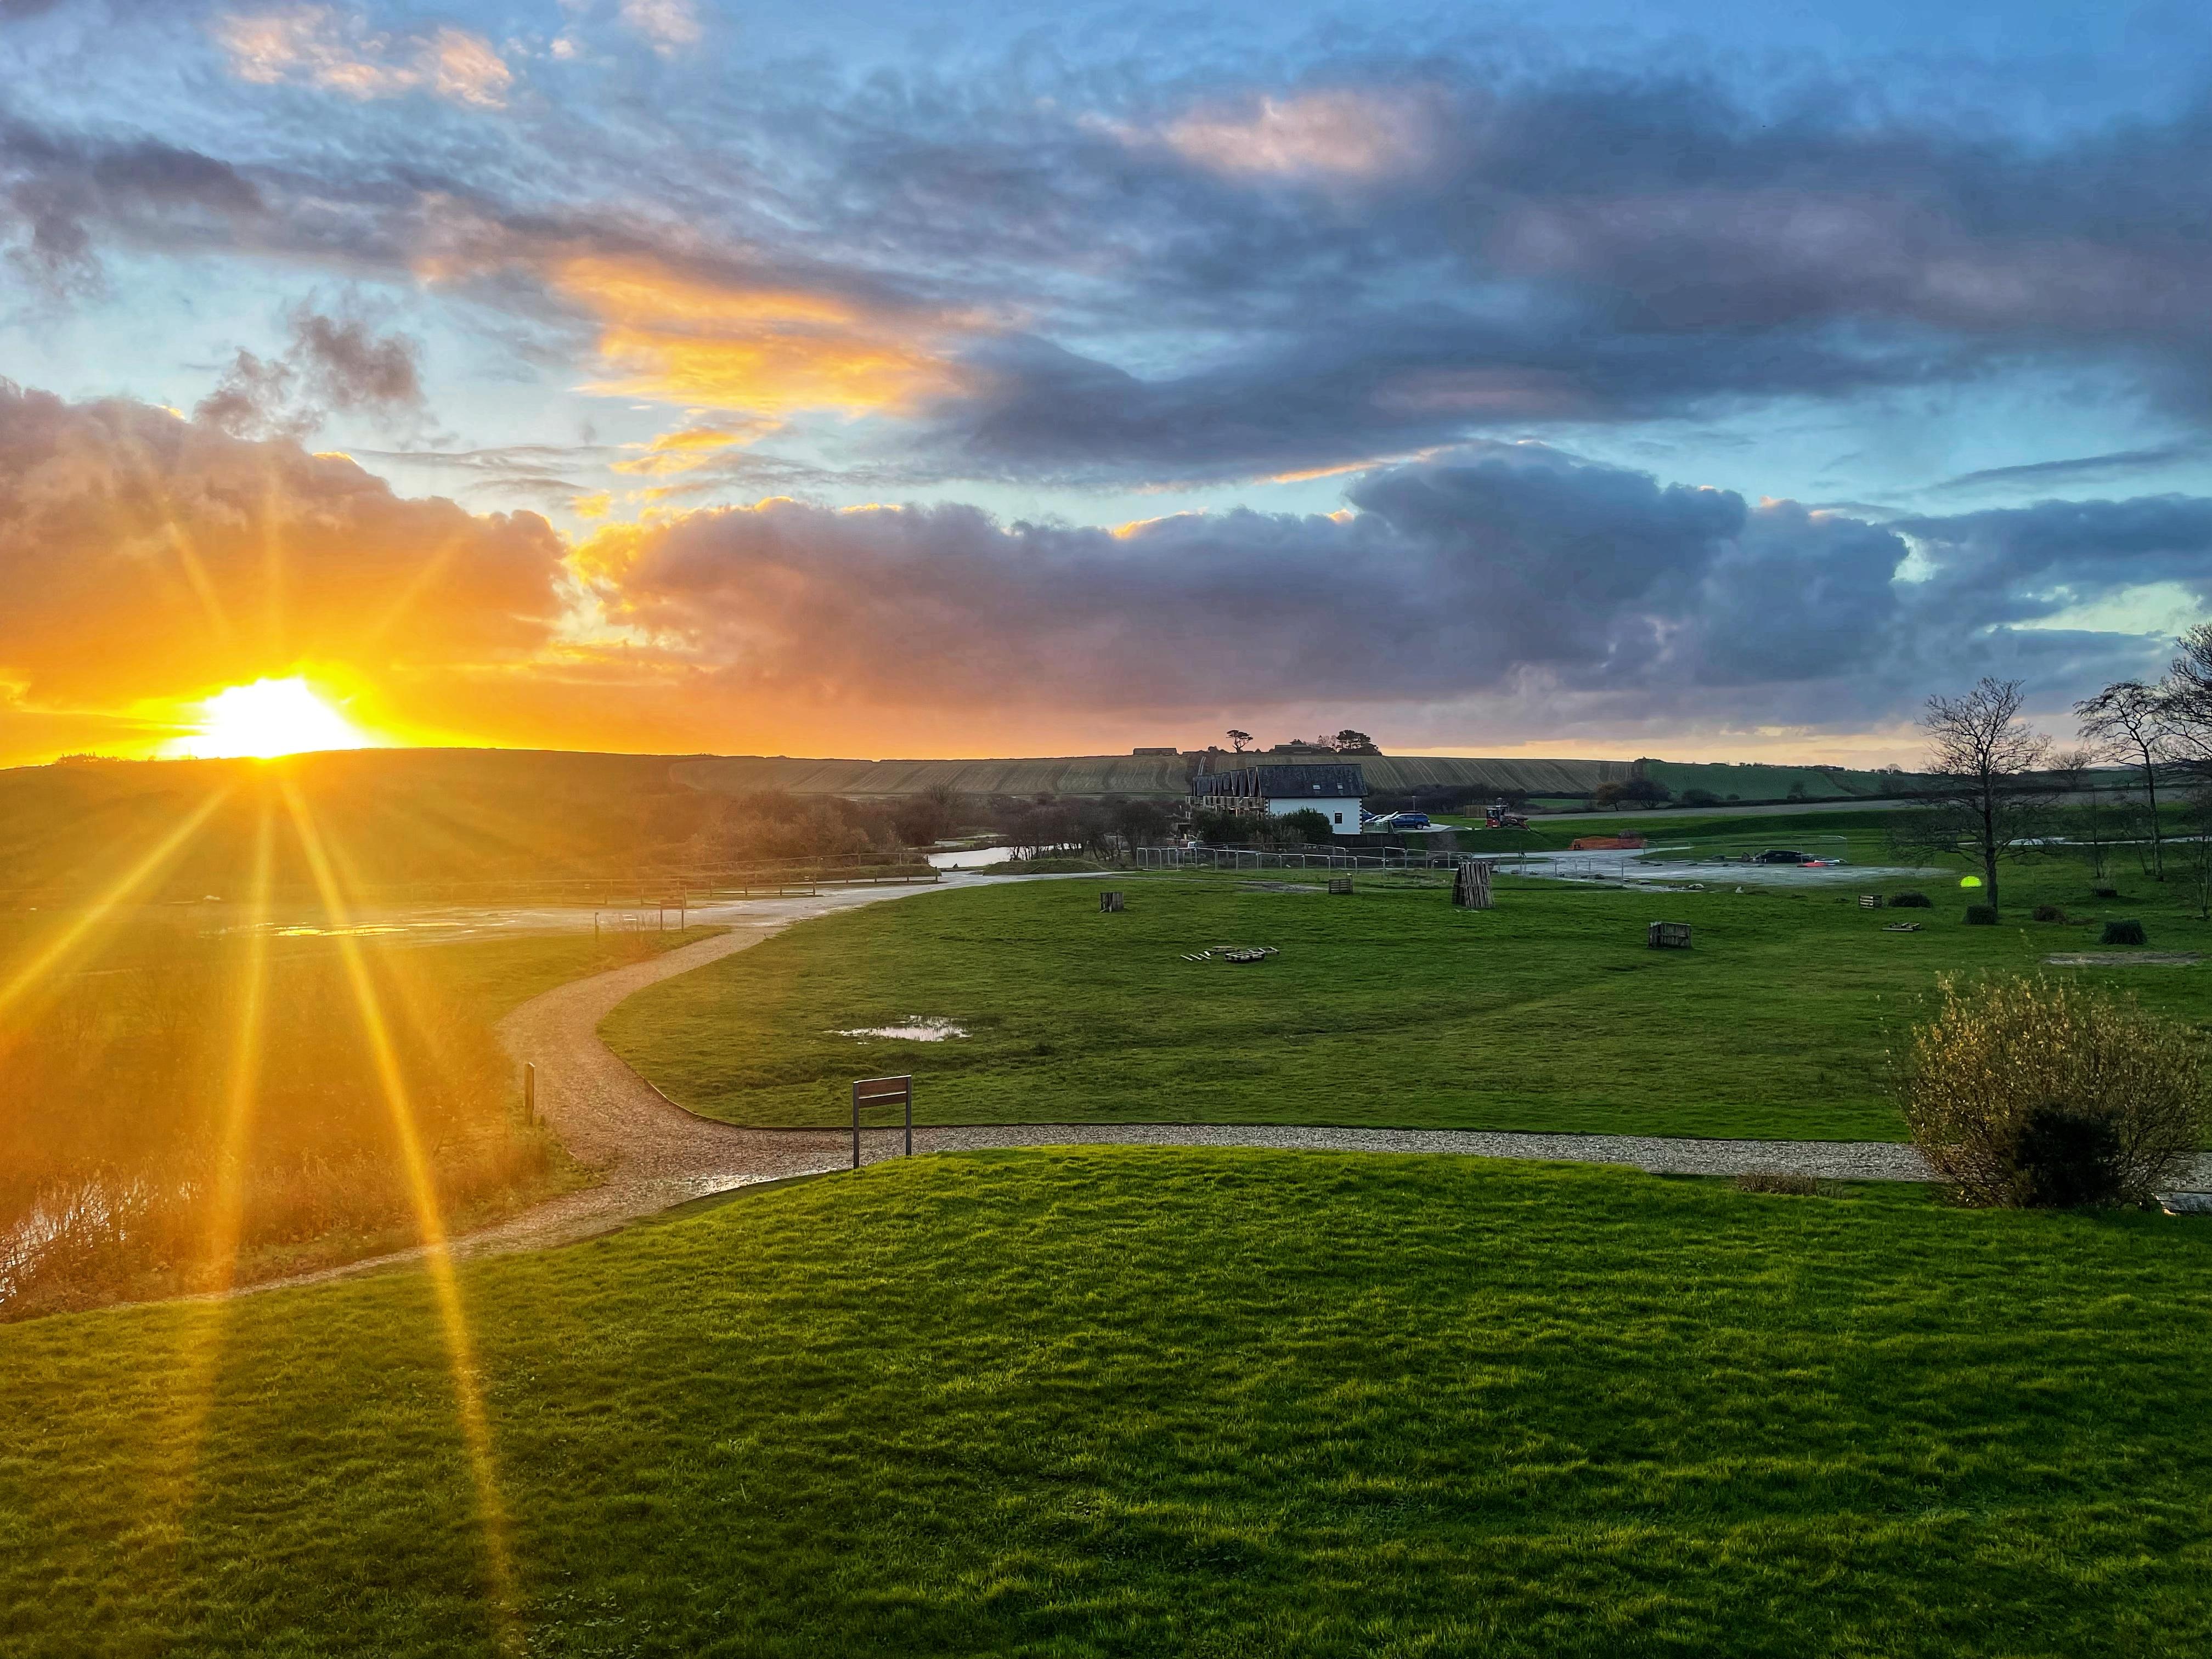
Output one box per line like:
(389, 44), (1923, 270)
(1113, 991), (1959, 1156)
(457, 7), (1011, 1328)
(168, 677), (377, 760)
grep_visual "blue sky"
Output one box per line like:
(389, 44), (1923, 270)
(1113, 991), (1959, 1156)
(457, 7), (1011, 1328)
(2, 0), (2208, 762)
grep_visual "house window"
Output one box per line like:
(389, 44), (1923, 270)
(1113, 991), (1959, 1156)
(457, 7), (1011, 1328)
(1333, 812), (1342, 823)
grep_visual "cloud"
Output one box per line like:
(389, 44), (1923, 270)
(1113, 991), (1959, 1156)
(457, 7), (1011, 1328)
(573, 444), (2196, 743)
(1, 120), (263, 292)
(195, 303), (426, 440)
(0, 380), (2197, 761)
(0, 382), (563, 723)
(619, 0), (703, 52)
(551, 252), (977, 418)
(1928, 444), (2205, 494)
(214, 6), (513, 108)
(1156, 88), (1441, 183)
(610, 426), (763, 476)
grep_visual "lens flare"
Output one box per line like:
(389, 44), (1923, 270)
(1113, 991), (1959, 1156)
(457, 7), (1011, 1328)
(168, 677), (374, 760)
(276, 780), (520, 1650)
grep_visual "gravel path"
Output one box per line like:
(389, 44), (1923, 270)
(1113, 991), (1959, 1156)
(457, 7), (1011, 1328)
(247, 876), (2212, 1295)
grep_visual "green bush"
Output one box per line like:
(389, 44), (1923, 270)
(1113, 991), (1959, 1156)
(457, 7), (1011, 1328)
(2032, 904), (2067, 923)
(1963, 904), (1998, 926)
(1888, 890), (1932, 909)
(1897, 974), (2208, 1207)
(2091, 884), (2120, 899)
(1275, 808), (1336, 846)
(2101, 918), (2148, 946)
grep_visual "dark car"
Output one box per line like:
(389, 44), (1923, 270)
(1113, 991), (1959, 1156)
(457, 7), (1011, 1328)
(1752, 848), (1807, 864)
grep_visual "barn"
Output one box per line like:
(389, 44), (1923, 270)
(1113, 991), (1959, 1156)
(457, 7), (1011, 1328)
(1190, 764), (1367, 836)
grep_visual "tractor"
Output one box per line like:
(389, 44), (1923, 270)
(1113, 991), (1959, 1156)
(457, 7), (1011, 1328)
(1483, 800), (1530, 831)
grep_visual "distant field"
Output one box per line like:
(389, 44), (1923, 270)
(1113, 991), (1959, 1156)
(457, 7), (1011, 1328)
(605, 843), (2212, 1143)
(5, 1150), (2209, 1656)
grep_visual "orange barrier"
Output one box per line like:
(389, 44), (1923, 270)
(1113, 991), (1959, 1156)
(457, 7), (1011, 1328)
(1568, 834), (1647, 851)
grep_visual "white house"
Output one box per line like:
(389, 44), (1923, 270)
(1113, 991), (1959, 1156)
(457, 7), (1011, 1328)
(1190, 763), (1366, 836)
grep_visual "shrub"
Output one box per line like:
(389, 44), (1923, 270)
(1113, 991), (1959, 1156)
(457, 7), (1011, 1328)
(2101, 918), (2148, 946)
(1888, 890), (1932, 909)
(2032, 904), (2067, 923)
(1964, 904), (1999, 926)
(2091, 884), (2120, 899)
(1897, 974), (2208, 1207)
(1733, 1171), (1819, 1197)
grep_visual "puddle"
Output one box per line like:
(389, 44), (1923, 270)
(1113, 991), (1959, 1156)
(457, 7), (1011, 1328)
(837, 1017), (969, 1041)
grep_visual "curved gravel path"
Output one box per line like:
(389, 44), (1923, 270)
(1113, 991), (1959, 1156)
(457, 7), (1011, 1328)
(251, 876), (2212, 1295)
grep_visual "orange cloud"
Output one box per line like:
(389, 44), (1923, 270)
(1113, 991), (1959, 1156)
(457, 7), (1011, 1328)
(0, 385), (564, 761)
(609, 425), (765, 476)
(553, 255), (970, 417)
(215, 7), (514, 109)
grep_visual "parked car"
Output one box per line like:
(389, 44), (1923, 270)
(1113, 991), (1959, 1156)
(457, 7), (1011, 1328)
(1752, 848), (1808, 864)
(1381, 812), (1432, 829)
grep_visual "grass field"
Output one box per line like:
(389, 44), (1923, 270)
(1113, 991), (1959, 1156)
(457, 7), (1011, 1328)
(1, 922), (725, 1317)
(603, 857), (2212, 1142)
(3, 1149), (2208, 1656)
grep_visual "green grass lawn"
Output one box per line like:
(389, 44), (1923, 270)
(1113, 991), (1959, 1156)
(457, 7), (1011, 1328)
(602, 862), (2211, 1141)
(3, 1150), (2208, 1656)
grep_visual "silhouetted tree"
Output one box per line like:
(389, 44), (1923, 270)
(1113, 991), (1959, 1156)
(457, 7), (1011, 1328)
(2075, 680), (2168, 877)
(2159, 623), (2212, 783)
(1899, 678), (2053, 917)
(1226, 729), (1251, 753)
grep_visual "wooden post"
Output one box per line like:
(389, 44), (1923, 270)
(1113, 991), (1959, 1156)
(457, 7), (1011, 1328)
(523, 1062), (536, 1124)
(1099, 890), (1125, 912)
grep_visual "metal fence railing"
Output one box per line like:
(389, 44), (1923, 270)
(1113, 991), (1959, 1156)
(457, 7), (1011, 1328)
(1136, 844), (1475, 873)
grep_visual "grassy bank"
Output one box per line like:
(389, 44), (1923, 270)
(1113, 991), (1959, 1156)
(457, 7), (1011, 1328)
(3, 1150), (2208, 1656)
(603, 859), (2211, 1141)
(1, 923), (723, 1318)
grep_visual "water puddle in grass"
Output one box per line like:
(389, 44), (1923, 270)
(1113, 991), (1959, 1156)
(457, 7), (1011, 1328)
(837, 1017), (969, 1042)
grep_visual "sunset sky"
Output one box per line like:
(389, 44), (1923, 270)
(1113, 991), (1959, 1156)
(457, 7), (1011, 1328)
(4, 0), (2210, 766)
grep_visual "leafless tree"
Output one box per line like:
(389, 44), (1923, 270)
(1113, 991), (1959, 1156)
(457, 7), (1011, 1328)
(1904, 678), (2052, 917)
(2161, 623), (2212, 783)
(2074, 680), (2169, 877)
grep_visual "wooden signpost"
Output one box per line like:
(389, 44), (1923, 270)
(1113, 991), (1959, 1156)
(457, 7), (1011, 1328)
(851, 1075), (914, 1167)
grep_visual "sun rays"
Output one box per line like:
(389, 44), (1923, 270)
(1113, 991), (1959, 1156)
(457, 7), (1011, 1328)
(275, 777), (521, 1647)
(2, 774), (522, 1651)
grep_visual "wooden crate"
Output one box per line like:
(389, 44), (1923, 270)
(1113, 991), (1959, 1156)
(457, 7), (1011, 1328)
(1099, 890), (1125, 912)
(1647, 921), (1692, 949)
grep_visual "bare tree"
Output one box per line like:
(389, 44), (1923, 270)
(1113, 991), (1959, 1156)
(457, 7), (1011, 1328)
(2183, 788), (2212, 922)
(2051, 745), (2113, 879)
(2160, 623), (2212, 783)
(2074, 680), (2168, 877)
(1906, 678), (2053, 917)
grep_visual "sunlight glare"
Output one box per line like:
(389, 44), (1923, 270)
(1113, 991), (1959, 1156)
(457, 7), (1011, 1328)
(171, 677), (374, 760)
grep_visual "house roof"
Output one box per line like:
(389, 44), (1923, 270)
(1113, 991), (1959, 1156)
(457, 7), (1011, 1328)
(1192, 764), (1365, 799)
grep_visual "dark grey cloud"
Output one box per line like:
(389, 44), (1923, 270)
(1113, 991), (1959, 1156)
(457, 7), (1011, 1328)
(1929, 444), (2205, 494)
(13, 55), (2212, 486)
(0, 116), (263, 291)
(591, 443), (2196, 728)
(195, 304), (425, 441)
